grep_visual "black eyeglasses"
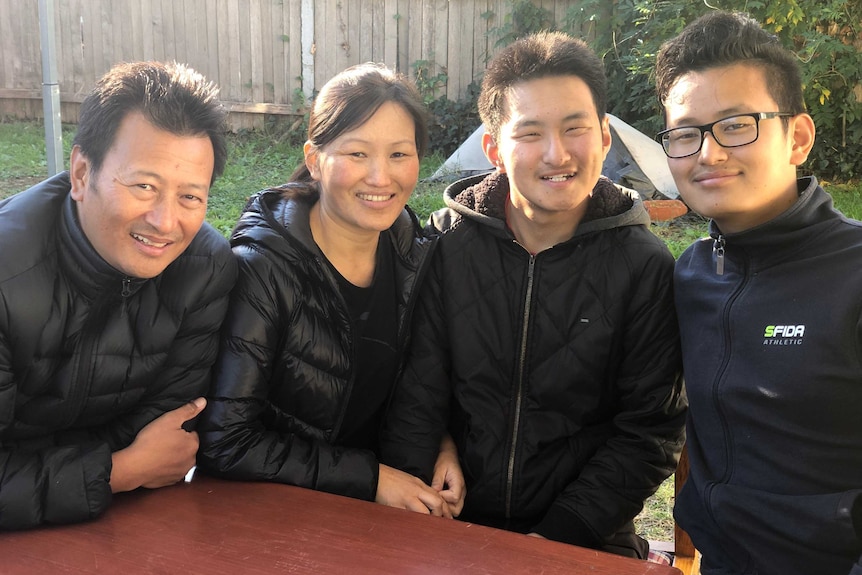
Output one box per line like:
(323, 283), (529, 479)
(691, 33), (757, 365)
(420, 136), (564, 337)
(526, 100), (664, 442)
(656, 112), (794, 158)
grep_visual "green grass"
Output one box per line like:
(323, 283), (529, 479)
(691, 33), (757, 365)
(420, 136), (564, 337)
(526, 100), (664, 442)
(208, 132), (305, 236)
(0, 122), (70, 178)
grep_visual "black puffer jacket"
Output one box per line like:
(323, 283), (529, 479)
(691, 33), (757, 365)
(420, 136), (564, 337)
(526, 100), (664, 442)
(382, 172), (686, 554)
(0, 173), (236, 530)
(198, 189), (436, 500)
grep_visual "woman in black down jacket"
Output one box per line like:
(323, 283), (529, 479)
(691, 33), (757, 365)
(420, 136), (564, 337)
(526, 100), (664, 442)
(198, 63), (461, 517)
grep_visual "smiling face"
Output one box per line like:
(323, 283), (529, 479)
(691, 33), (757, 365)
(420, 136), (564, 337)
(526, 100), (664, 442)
(663, 63), (815, 234)
(483, 75), (611, 225)
(70, 111), (214, 279)
(304, 101), (419, 238)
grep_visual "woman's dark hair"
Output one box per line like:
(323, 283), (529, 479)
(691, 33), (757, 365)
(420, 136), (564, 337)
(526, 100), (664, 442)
(73, 61), (228, 185)
(287, 63), (428, 194)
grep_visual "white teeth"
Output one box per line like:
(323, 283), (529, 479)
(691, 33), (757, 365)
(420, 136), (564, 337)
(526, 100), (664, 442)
(132, 233), (168, 248)
(543, 174), (573, 182)
(357, 193), (391, 202)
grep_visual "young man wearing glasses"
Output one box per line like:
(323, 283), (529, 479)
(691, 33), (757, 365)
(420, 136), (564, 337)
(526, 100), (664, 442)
(656, 11), (862, 575)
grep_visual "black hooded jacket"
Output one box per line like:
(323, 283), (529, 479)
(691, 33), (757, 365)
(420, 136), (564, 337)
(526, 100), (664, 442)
(381, 172), (686, 556)
(198, 189), (436, 500)
(0, 173), (236, 530)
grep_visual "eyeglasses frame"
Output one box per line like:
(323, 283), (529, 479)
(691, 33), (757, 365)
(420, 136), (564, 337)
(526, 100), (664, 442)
(656, 112), (795, 159)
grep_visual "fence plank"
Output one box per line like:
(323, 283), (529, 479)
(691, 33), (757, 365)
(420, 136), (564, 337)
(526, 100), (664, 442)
(287, 0), (303, 106)
(0, 0), (591, 129)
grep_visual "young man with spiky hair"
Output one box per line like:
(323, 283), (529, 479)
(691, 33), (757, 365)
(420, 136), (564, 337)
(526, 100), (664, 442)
(382, 32), (686, 558)
(656, 11), (862, 574)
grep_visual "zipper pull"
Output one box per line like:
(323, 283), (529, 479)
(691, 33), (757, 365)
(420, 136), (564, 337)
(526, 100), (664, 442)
(121, 277), (132, 298)
(713, 236), (726, 275)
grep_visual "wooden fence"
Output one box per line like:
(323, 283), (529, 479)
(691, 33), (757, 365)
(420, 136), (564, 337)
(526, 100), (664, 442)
(0, 0), (586, 130)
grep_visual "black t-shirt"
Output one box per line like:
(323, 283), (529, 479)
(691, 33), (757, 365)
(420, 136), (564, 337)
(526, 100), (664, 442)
(329, 233), (399, 454)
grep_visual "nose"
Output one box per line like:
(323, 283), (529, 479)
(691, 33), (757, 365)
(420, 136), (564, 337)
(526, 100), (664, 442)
(698, 131), (728, 164)
(543, 133), (571, 166)
(145, 195), (179, 234)
(365, 156), (393, 187)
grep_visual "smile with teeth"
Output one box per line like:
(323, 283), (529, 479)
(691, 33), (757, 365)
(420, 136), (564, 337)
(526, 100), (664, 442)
(357, 193), (394, 202)
(542, 173), (575, 182)
(132, 233), (169, 248)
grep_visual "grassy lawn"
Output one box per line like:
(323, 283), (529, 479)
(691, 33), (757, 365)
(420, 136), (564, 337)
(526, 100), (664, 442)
(3, 120), (861, 543)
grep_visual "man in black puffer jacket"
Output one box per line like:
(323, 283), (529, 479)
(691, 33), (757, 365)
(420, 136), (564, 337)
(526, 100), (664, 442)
(381, 33), (687, 558)
(0, 61), (236, 530)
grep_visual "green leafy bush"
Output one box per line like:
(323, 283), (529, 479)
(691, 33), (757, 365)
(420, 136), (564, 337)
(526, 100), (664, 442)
(425, 82), (482, 158)
(488, 0), (862, 181)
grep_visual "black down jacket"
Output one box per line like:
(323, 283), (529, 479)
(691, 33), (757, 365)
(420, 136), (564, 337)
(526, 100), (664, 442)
(198, 189), (436, 500)
(381, 172), (687, 554)
(0, 173), (236, 530)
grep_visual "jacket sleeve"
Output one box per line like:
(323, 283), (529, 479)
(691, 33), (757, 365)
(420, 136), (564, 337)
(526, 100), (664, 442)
(0, 320), (113, 530)
(197, 249), (379, 501)
(379, 251), (451, 484)
(533, 243), (687, 546)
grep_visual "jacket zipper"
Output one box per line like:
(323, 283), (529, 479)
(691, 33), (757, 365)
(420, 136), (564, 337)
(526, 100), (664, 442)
(65, 284), (119, 428)
(713, 235), (726, 275)
(387, 236), (438, 414)
(121, 277), (131, 316)
(704, 242), (750, 522)
(505, 253), (535, 519)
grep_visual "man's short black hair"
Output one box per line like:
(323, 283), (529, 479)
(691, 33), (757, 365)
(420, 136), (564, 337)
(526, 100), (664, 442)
(73, 61), (228, 185)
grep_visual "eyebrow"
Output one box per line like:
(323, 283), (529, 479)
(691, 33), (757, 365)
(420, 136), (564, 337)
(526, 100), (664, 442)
(336, 136), (416, 147)
(670, 107), (752, 127)
(511, 111), (591, 131)
(123, 170), (210, 192)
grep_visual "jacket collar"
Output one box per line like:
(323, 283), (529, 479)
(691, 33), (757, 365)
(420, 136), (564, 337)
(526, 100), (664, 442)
(59, 187), (147, 300)
(708, 177), (838, 257)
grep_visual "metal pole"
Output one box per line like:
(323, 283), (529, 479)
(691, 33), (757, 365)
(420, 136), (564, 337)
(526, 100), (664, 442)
(300, 0), (314, 101)
(38, 0), (64, 176)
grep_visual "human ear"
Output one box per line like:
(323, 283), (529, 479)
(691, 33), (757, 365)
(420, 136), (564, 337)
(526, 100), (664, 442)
(600, 115), (612, 161)
(303, 141), (321, 180)
(68, 146), (91, 201)
(789, 113), (816, 166)
(482, 131), (505, 173)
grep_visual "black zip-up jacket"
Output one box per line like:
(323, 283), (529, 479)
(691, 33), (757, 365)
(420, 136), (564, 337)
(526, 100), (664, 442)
(0, 173), (236, 530)
(381, 172), (686, 555)
(198, 189), (437, 500)
(674, 177), (862, 575)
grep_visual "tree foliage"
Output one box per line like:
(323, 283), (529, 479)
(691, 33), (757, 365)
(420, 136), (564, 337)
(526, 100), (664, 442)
(482, 0), (862, 181)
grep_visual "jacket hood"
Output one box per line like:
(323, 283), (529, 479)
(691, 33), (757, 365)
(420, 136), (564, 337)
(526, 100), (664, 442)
(436, 171), (649, 239)
(230, 187), (320, 257)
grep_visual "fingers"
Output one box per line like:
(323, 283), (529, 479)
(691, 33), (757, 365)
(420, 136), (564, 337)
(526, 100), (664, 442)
(439, 489), (464, 517)
(184, 397), (207, 419)
(176, 397), (206, 431)
(431, 468), (445, 492)
(375, 464), (454, 518)
(418, 490), (453, 519)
